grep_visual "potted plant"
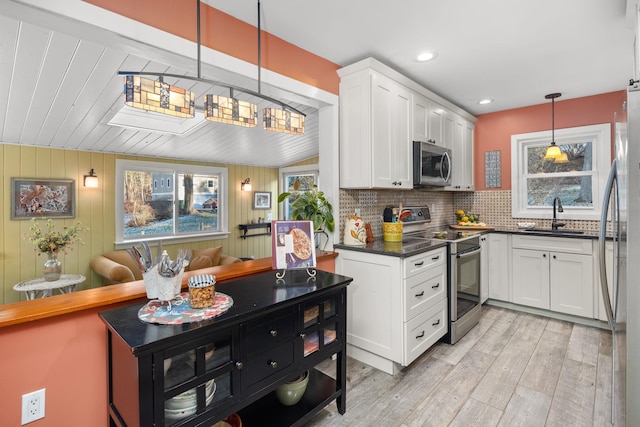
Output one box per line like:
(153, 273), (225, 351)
(278, 184), (334, 248)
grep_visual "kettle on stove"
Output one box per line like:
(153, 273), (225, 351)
(343, 213), (367, 245)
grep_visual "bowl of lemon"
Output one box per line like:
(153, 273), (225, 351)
(455, 210), (486, 227)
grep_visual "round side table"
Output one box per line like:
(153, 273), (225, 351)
(13, 274), (86, 300)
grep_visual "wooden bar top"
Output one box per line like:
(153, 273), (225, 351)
(0, 251), (338, 328)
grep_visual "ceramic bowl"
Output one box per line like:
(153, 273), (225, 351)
(164, 388), (215, 422)
(275, 371), (309, 406)
(517, 222), (536, 229)
(165, 379), (215, 410)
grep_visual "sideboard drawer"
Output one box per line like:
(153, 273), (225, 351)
(243, 341), (295, 391)
(245, 311), (295, 355)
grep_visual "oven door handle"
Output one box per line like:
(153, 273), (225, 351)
(455, 246), (481, 259)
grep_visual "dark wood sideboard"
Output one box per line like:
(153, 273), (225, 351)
(99, 269), (351, 427)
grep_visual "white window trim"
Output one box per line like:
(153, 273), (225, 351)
(115, 159), (229, 248)
(511, 123), (611, 220)
(278, 164), (319, 220)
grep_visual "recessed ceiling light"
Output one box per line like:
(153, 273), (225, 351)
(416, 51), (437, 62)
(478, 99), (494, 105)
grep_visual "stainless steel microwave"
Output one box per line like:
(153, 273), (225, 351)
(413, 141), (452, 187)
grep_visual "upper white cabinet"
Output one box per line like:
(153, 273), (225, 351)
(445, 114), (475, 191)
(339, 68), (412, 189)
(413, 94), (446, 146)
(338, 58), (476, 190)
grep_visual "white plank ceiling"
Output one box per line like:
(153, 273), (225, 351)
(0, 9), (320, 168)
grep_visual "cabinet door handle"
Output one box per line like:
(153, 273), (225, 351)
(543, 253), (547, 258)
(235, 361), (244, 370)
(415, 291), (425, 297)
(414, 261), (424, 266)
(416, 331), (425, 339)
(432, 319), (441, 326)
(432, 283), (440, 289)
(270, 329), (278, 337)
(432, 255), (440, 260)
(553, 255), (557, 260)
(269, 360), (278, 369)
(299, 333), (306, 339)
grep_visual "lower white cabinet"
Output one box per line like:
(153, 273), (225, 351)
(336, 247), (447, 375)
(486, 233), (511, 301)
(511, 235), (594, 318)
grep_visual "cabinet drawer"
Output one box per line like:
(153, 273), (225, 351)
(403, 299), (447, 366)
(404, 263), (446, 321)
(245, 311), (295, 354)
(511, 235), (592, 254)
(243, 341), (295, 389)
(404, 247), (446, 278)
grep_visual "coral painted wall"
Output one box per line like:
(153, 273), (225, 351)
(85, 0), (341, 95)
(474, 91), (624, 190)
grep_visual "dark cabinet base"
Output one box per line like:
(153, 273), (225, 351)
(238, 369), (344, 427)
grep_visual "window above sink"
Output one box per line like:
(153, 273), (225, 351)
(511, 123), (611, 221)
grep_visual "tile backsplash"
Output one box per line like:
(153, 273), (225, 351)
(338, 189), (603, 242)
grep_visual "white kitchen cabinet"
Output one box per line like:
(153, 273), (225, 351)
(413, 93), (446, 146)
(445, 114), (475, 191)
(339, 68), (412, 189)
(512, 248), (551, 309)
(511, 235), (594, 318)
(335, 246), (447, 375)
(481, 233), (511, 302)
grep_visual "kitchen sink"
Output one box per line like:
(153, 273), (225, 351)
(523, 228), (584, 235)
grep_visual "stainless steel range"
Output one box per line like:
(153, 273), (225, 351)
(400, 207), (482, 344)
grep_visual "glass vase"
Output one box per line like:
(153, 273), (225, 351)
(43, 252), (62, 281)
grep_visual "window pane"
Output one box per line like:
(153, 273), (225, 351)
(124, 171), (174, 237)
(283, 174), (316, 220)
(527, 142), (593, 174)
(177, 174), (218, 233)
(526, 176), (593, 207)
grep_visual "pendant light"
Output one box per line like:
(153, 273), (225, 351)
(544, 93), (562, 160)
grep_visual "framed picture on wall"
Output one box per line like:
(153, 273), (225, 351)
(10, 178), (76, 219)
(253, 191), (271, 210)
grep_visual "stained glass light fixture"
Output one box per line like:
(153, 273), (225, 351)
(204, 89), (257, 127)
(544, 92), (562, 160)
(118, 0), (305, 134)
(124, 76), (195, 118)
(263, 108), (305, 135)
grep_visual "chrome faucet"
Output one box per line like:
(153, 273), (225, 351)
(552, 197), (566, 230)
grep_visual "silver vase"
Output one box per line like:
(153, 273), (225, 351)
(43, 252), (62, 281)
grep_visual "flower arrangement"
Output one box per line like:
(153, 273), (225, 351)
(24, 218), (86, 255)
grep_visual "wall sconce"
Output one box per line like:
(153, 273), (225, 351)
(241, 178), (251, 191)
(84, 168), (99, 188)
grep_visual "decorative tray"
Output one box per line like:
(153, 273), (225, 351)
(138, 292), (233, 325)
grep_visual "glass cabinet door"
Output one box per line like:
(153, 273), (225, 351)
(302, 297), (339, 359)
(161, 334), (234, 425)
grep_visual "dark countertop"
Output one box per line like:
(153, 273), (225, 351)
(334, 238), (448, 258)
(492, 227), (600, 239)
(334, 227), (603, 259)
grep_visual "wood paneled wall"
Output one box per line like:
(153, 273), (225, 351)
(0, 145), (294, 304)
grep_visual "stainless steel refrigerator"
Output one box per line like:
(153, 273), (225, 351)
(599, 83), (640, 425)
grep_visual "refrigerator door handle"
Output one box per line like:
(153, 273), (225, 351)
(599, 159), (617, 331)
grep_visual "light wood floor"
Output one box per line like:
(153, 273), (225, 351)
(308, 305), (618, 427)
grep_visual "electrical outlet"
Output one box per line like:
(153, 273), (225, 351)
(22, 389), (45, 425)
(354, 208), (361, 216)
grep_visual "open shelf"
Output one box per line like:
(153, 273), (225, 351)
(237, 369), (339, 427)
(238, 223), (271, 239)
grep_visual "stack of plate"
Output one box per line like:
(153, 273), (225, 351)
(164, 379), (216, 422)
